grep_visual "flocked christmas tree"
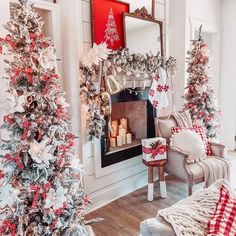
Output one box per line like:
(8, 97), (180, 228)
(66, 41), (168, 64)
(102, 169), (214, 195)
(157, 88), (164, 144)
(104, 8), (120, 46)
(0, 1), (90, 235)
(184, 26), (221, 139)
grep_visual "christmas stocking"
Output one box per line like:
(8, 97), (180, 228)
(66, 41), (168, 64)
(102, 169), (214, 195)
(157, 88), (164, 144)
(149, 68), (170, 109)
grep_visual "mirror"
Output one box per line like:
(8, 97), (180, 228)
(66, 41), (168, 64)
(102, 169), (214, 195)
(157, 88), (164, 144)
(124, 12), (163, 55)
(122, 0), (154, 16)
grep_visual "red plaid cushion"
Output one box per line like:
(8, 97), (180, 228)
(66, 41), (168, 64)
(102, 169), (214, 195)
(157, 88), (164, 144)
(172, 126), (212, 155)
(207, 186), (236, 236)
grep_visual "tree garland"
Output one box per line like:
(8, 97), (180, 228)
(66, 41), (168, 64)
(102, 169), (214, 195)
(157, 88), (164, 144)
(80, 44), (177, 140)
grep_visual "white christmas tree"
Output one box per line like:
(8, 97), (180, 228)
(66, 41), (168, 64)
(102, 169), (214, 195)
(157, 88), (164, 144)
(0, 1), (91, 235)
(105, 8), (120, 46)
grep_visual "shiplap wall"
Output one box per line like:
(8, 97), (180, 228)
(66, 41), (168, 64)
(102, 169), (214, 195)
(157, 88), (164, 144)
(80, 0), (168, 211)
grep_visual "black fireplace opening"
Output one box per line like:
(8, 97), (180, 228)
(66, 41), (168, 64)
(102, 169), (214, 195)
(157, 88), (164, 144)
(101, 88), (156, 168)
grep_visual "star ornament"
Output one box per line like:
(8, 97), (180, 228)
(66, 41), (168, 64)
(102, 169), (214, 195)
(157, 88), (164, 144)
(44, 186), (67, 210)
(28, 139), (54, 167)
(0, 184), (20, 208)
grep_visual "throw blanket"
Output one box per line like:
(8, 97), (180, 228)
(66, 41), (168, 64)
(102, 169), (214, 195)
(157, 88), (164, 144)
(158, 180), (233, 236)
(197, 156), (230, 187)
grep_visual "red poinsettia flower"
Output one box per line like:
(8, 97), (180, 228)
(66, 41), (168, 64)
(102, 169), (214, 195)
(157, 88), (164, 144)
(149, 89), (155, 97)
(152, 100), (158, 108)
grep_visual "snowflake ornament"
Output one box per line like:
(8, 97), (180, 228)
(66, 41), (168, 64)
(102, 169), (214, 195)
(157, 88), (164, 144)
(39, 46), (56, 70)
(44, 186), (67, 210)
(0, 184), (20, 208)
(28, 139), (54, 167)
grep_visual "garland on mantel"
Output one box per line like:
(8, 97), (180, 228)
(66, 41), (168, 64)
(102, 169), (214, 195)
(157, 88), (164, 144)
(80, 43), (177, 140)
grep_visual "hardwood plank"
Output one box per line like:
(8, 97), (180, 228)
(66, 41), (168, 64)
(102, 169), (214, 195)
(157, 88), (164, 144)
(86, 152), (236, 236)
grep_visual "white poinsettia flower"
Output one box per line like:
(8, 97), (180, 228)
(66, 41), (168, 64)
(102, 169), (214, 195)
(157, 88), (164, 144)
(45, 186), (67, 210)
(0, 184), (20, 208)
(82, 42), (111, 68)
(28, 139), (54, 167)
(39, 47), (56, 70)
(5, 90), (25, 113)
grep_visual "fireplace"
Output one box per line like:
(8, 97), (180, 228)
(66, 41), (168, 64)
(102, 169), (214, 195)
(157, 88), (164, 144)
(101, 88), (156, 167)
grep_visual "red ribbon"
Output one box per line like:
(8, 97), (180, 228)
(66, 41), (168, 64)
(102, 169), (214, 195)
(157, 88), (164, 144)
(3, 115), (14, 125)
(31, 182), (51, 208)
(5, 35), (16, 50)
(11, 67), (33, 85)
(0, 220), (16, 236)
(5, 153), (24, 170)
(29, 33), (37, 53)
(142, 144), (167, 159)
(42, 74), (59, 95)
(51, 202), (67, 228)
(21, 120), (31, 140)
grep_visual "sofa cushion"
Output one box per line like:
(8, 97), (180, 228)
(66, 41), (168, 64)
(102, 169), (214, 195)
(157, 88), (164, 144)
(170, 129), (206, 164)
(207, 185), (236, 235)
(155, 118), (175, 142)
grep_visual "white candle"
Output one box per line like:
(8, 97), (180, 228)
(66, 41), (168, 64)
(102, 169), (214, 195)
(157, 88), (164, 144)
(126, 133), (132, 144)
(119, 124), (123, 130)
(110, 138), (116, 147)
(110, 124), (117, 138)
(117, 135), (122, 146)
(120, 118), (128, 133)
(119, 128), (126, 145)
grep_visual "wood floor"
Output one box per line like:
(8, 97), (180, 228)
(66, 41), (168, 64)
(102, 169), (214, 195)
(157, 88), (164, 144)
(86, 151), (236, 236)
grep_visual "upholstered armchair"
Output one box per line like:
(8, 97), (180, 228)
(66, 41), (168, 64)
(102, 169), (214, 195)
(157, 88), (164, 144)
(154, 111), (227, 196)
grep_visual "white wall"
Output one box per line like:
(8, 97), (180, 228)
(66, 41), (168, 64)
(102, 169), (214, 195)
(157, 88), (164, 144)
(220, 0), (236, 149)
(80, 0), (168, 211)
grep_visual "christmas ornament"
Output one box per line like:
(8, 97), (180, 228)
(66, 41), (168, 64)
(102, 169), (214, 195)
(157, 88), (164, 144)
(44, 186), (67, 210)
(105, 74), (123, 95)
(28, 139), (54, 167)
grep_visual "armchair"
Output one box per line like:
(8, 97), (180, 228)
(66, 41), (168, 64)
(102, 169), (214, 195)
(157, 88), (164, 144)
(154, 112), (228, 196)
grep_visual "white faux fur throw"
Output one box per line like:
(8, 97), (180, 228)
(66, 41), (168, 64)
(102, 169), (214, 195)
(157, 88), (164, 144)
(158, 180), (233, 236)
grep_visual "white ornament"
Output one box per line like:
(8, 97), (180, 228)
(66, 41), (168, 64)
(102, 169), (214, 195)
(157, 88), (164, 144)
(45, 186), (67, 210)
(116, 67), (122, 73)
(0, 184), (20, 208)
(39, 47), (57, 70)
(126, 71), (131, 76)
(135, 73), (140, 78)
(28, 139), (54, 167)
(5, 90), (25, 113)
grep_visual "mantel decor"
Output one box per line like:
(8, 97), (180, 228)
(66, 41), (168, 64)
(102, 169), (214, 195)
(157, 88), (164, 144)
(80, 43), (176, 140)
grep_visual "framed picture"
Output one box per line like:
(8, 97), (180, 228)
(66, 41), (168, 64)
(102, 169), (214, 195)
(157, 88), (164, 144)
(91, 0), (130, 50)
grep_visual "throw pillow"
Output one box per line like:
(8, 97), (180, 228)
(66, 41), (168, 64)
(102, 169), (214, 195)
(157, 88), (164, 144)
(207, 186), (236, 236)
(170, 129), (206, 164)
(172, 126), (212, 155)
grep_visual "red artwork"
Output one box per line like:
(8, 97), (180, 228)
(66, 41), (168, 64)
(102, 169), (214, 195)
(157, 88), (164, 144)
(92, 0), (129, 50)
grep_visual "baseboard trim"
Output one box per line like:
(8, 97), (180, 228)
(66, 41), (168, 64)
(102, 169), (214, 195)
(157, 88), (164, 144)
(86, 170), (148, 213)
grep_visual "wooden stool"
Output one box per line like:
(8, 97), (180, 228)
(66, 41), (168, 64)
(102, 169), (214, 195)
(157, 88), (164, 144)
(143, 159), (167, 201)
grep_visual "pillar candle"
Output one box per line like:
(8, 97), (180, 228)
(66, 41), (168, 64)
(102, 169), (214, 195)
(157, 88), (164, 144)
(117, 135), (122, 147)
(120, 118), (128, 133)
(110, 138), (116, 147)
(110, 124), (117, 138)
(126, 133), (132, 144)
(119, 128), (126, 145)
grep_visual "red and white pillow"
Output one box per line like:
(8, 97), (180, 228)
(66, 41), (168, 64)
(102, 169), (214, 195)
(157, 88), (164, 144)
(172, 125), (212, 156)
(207, 186), (236, 236)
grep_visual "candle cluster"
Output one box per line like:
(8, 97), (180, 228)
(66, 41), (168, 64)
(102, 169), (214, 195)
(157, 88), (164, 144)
(110, 118), (132, 147)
